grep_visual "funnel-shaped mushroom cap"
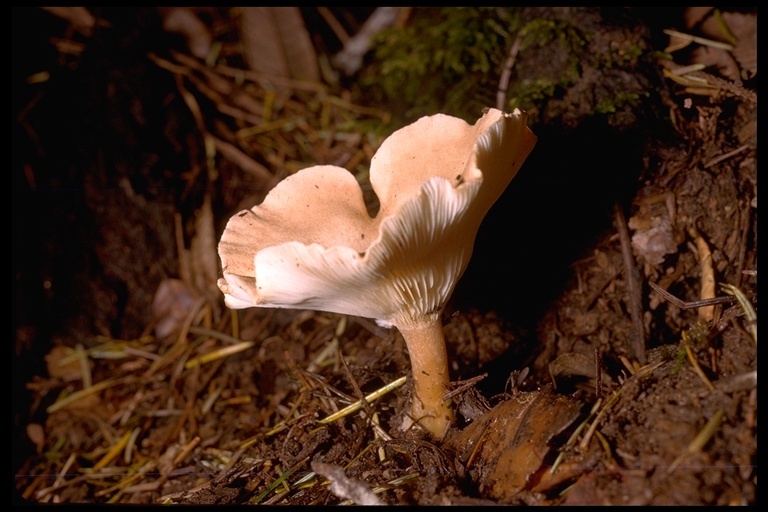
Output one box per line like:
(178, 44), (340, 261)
(218, 108), (536, 329)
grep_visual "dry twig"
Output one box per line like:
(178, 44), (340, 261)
(613, 202), (646, 364)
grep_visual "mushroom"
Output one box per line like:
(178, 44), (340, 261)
(217, 108), (537, 439)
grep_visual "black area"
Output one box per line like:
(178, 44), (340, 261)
(13, 6), (63, 481)
(453, 117), (646, 334)
(12, 6), (185, 479)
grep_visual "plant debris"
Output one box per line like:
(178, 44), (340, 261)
(14, 7), (756, 505)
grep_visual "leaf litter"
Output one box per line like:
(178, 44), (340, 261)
(14, 7), (756, 505)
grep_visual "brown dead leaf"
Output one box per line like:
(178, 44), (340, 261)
(630, 215), (677, 267)
(45, 345), (86, 381)
(161, 8), (212, 60)
(683, 7), (714, 28)
(446, 389), (582, 503)
(238, 7), (320, 91)
(40, 7), (96, 36)
(549, 352), (606, 386)
(686, 8), (757, 81)
(628, 194), (680, 268)
(190, 194), (220, 304)
(690, 46), (741, 83)
(721, 12), (757, 79)
(26, 423), (46, 454)
(152, 279), (199, 339)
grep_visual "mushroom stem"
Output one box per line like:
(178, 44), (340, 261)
(397, 318), (455, 440)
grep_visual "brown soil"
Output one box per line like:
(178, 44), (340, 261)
(13, 7), (757, 505)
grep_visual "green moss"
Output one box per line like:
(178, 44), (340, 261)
(507, 78), (557, 111)
(354, 8), (653, 128)
(518, 17), (588, 53)
(593, 42), (645, 70)
(673, 345), (687, 374)
(358, 7), (520, 121)
(593, 91), (644, 114)
(500, 17), (589, 117)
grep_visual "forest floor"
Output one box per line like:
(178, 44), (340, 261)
(13, 7), (757, 505)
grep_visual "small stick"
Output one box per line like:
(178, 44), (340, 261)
(172, 436), (201, 466)
(648, 282), (735, 310)
(595, 348), (603, 401)
(444, 373), (487, 400)
(735, 201), (753, 288)
(339, 349), (370, 416)
(614, 202), (646, 365)
(703, 144), (750, 169)
(316, 7), (350, 44)
(496, 36), (522, 110)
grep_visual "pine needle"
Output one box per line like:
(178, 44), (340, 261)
(667, 408), (726, 473)
(185, 341), (255, 369)
(317, 376), (406, 425)
(663, 29), (734, 51)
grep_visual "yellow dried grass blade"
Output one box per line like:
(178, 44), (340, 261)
(91, 430), (132, 471)
(685, 345), (715, 391)
(318, 376), (406, 425)
(663, 29), (734, 51)
(185, 341), (255, 369)
(46, 378), (120, 414)
(252, 457), (309, 504)
(721, 283), (757, 344)
(667, 408), (726, 472)
(663, 68), (716, 88)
